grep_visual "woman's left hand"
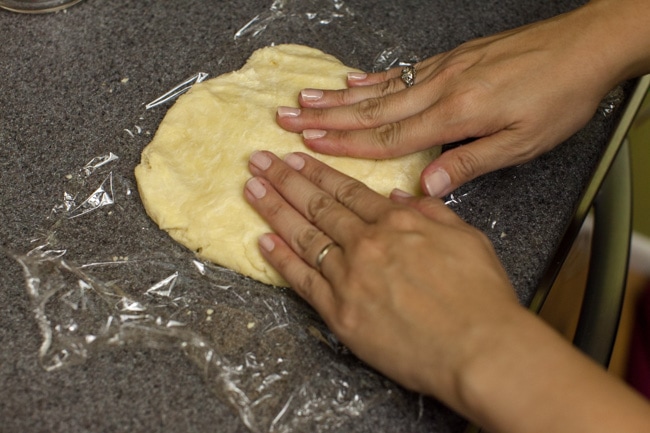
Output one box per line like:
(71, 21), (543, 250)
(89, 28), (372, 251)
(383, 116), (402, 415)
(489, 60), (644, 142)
(243, 150), (520, 413)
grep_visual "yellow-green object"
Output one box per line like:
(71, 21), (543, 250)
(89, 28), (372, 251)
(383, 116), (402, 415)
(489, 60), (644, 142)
(630, 89), (650, 238)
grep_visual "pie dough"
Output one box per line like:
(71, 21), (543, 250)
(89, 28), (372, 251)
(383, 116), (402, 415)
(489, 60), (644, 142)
(135, 44), (440, 286)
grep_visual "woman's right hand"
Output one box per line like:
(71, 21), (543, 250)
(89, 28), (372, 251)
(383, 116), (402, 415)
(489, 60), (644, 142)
(276, 0), (650, 197)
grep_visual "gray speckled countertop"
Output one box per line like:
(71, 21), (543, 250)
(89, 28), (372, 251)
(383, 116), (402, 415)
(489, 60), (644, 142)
(0, 0), (629, 432)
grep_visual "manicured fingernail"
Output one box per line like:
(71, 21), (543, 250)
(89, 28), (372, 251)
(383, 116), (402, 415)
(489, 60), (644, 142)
(424, 169), (451, 197)
(347, 72), (367, 81)
(277, 106), (301, 118)
(390, 188), (413, 199)
(303, 129), (327, 140)
(245, 177), (267, 199)
(250, 151), (272, 170)
(284, 153), (305, 170)
(301, 89), (323, 101)
(259, 234), (275, 252)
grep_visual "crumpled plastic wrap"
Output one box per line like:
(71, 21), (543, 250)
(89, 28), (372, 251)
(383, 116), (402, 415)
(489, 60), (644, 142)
(11, 1), (629, 431)
(17, 142), (434, 432)
(16, 239), (405, 433)
(11, 1), (449, 432)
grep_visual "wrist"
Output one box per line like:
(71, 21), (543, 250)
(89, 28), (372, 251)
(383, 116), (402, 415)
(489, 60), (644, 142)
(451, 306), (544, 430)
(578, 0), (650, 85)
(452, 305), (650, 433)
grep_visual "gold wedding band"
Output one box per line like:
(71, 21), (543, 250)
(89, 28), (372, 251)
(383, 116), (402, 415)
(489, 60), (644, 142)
(315, 242), (337, 271)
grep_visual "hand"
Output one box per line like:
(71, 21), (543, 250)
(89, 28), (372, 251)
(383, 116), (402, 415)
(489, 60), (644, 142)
(244, 151), (650, 432)
(243, 150), (520, 410)
(275, 2), (624, 197)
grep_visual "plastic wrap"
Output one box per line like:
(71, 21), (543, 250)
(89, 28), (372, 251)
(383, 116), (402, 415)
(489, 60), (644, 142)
(17, 140), (435, 432)
(16, 239), (406, 432)
(598, 85), (626, 117)
(232, 0), (420, 71)
(12, 1), (440, 432)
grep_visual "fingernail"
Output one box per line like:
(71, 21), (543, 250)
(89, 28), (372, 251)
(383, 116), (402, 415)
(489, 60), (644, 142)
(390, 188), (413, 199)
(424, 169), (451, 197)
(245, 177), (267, 199)
(300, 89), (323, 101)
(347, 72), (367, 81)
(303, 129), (327, 140)
(250, 151), (272, 170)
(284, 153), (305, 170)
(277, 106), (301, 118)
(259, 234), (275, 252)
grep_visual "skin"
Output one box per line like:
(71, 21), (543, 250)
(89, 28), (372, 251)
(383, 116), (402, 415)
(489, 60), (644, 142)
(275, 0), (650, 197)
(243, 0), (650, 431)
(245, 152), (650, 432)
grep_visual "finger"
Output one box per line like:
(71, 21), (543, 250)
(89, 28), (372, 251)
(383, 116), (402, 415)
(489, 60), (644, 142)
(277, 82), (434, 134)
(298, 69), (402, 108)
(419, 130), (536, 197)
(298, 111), (448, 159)
(345, 69), (393, 87)
(348, 60), (435, 86)
(278, 59), (439, 130)
(350, 57), (446, 84)
(299, 60), (438, 108)
(297, 77), (409, 109)
(244, 176), (339, 267)
(248, 151), (368, 246)
(292, 69), (405, 116)
(257, 233), (337, 316)
(296, 89), (508, 159)
(282, 152), (395, 223)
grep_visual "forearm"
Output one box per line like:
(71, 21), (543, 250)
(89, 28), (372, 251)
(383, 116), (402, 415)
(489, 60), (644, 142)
(451, 4), (650, 429)
(582, 0), (650, 86)
(453, 306), (650, 433)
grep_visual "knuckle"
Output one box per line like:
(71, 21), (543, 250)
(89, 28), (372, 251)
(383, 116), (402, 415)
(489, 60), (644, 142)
(504, 135), (542, 163)
(376, 79), (395, 97)
(354, 98), (383, 127)
(306, 162), (330, 188)
(334, 302), (361, 334)
(273, 252), (293, 275)
(309, 106), (328, 124)
(353, 233), (386, 263)
(440, 88), (479, 121)
(335, 89), (355, 105)
(371, 122), (402, 152)
(452, 148), (483, 181)
(294, 271), (320, 303)
(264, 200), (284, 220)
(379, 206), (420, 229)
(334, 178), (367, 208)
(271, 163), (295, 190)
(292, 226), (321, 255)
(306, 191), (337, 222)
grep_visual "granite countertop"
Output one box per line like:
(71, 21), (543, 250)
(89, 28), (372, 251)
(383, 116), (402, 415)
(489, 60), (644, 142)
(0, 0), (628, 432)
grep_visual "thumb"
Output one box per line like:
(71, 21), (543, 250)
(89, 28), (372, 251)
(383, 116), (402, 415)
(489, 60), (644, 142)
(420, 131), (530, 197)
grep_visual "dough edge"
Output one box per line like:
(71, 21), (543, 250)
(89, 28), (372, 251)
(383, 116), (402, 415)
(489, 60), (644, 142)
(135, 44), (440, 287)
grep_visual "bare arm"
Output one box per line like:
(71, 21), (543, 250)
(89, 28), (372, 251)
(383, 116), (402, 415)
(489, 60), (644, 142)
(244, 151), (650, 433)
(244, 2), (650, 430)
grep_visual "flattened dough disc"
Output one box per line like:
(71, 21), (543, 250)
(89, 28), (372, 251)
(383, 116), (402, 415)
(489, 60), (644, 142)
(135, 44), (440, 286)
